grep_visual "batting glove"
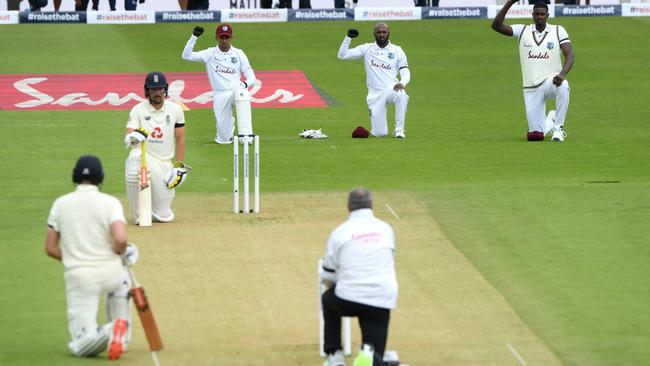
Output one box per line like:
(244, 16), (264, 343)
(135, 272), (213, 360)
(193, 26), (204, 37)
(165, 161), (192, 189)
(347, 29), (359, 38)
(122, 242), (139, 266)
(124, 127), (149, 148)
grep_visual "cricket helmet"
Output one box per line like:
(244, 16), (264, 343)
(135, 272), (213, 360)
(72, 155), (104, 185)
(143, 71), (169, 97)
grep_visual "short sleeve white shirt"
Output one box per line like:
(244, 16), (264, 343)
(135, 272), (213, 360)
(339, 38), (409, 91)
(47, 185), (125, 274)
(323, 208), (398, 309)
(187, 44), (254, 92)
(126, 100), (185, 161)
(511, 23), (570, 44)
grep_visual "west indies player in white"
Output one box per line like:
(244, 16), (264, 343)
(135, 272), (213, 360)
(182, 24), (257, 145)
(492, 0), (574, 142)
(338, 22), (411, 139)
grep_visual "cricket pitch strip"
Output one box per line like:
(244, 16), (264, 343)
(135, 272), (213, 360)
(121, 192), (562, 366)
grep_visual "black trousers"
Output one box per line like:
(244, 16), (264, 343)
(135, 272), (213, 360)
(322, 287), (390, 366)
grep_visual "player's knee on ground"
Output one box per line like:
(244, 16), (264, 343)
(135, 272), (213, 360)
(152, 210), (175, 223)
(68, 326), (110, 357)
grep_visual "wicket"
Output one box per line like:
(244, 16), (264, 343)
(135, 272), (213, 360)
(233, 135), (260, 214)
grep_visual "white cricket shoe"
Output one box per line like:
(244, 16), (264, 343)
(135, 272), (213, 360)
(551, 126), (566, 142)
(542, 110), (556, 135)
(394, 130), (405, 139)
(215, 136), (233, 145)
(323, 350), (346, 366)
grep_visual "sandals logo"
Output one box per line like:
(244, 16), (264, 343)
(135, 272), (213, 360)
(0, 71), (327, 111)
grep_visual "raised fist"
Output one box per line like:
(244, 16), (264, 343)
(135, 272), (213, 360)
(193, 26), (204, 37)
(347, 29), (359, 38)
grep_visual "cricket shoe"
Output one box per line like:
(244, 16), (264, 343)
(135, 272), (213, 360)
(108, 318), (127, 360)
(215, 136), (233, 145)
(551, 126), (567, 142)
(394, 130), (405, 139)
(323, 350), (346, 366)
(541, 110), (556, 135)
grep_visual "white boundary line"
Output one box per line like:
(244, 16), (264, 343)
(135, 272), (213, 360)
(151, 351), (161, 366)
(506, 343), (528, 366)
(385, 203), (400, 219)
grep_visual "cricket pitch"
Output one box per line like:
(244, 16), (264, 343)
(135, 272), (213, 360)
(121, 192), (561, 366)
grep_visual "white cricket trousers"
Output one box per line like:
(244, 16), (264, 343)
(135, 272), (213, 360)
(366, 87), (409, 137)
(523, 75), (570, 132)
(65, 264), (129, 355)
(213, 89), (236, 143)
(213, 89), (253, 143)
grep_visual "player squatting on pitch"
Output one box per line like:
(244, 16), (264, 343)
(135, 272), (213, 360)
(181, 24), (257, 145)
(321, 188), (398, 366)
(338, 23), (410, 139)
(124, 71), (189, 224)
(492, 0), (575, 142)
(45, 155), (140, 360)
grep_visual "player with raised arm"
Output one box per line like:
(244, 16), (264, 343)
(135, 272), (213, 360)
(182, 24), (257, 145)
(491, 0), (574, 142)
(338, 22), (410, 139)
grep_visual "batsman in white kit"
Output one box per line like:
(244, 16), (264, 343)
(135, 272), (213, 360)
(491, 0), (575, 142)
(181, 23), (257, 145)
(124, 71), (189, 224)
(338, 22), (410, 139)
(45, 155), (139, 360)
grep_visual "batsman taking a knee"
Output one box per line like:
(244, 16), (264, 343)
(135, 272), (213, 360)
(124, 71), (189, 224)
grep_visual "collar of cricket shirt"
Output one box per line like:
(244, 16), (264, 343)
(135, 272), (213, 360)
(76, 184), (99, 192)
(349, 208), (374, 219)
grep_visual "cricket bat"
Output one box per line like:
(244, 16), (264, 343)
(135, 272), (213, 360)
(127, 266), (164, 351)
(138, 141), (152, 227)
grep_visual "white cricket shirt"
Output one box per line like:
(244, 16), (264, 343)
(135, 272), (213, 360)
(512, 24), (570, 88)
(323, 208), (398, 309)
(182, 35), (256, 92)
(338, 37), (409, 91)
(126, 100), (185, 161)
(47, 185), (125, 280)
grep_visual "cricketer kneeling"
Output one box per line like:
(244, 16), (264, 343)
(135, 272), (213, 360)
(67, 266), (132, 357)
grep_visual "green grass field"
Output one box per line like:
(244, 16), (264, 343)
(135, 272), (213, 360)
(1, 17), (649, 366)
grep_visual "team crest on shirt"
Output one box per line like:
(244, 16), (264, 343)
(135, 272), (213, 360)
(388, 52), (395, 59)
(166, 115), (171, 125)
(230, 57), (238, 64)
(547, 42), (555, 50)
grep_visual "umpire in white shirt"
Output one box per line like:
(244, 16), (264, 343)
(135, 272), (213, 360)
(338, 23), (410, 139)
(321, 188), (398, 366)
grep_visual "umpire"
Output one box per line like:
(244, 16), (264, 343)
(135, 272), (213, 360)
(321, 188), (398, 366)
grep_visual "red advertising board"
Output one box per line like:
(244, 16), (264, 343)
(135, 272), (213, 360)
(0, 71), (327, 111)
